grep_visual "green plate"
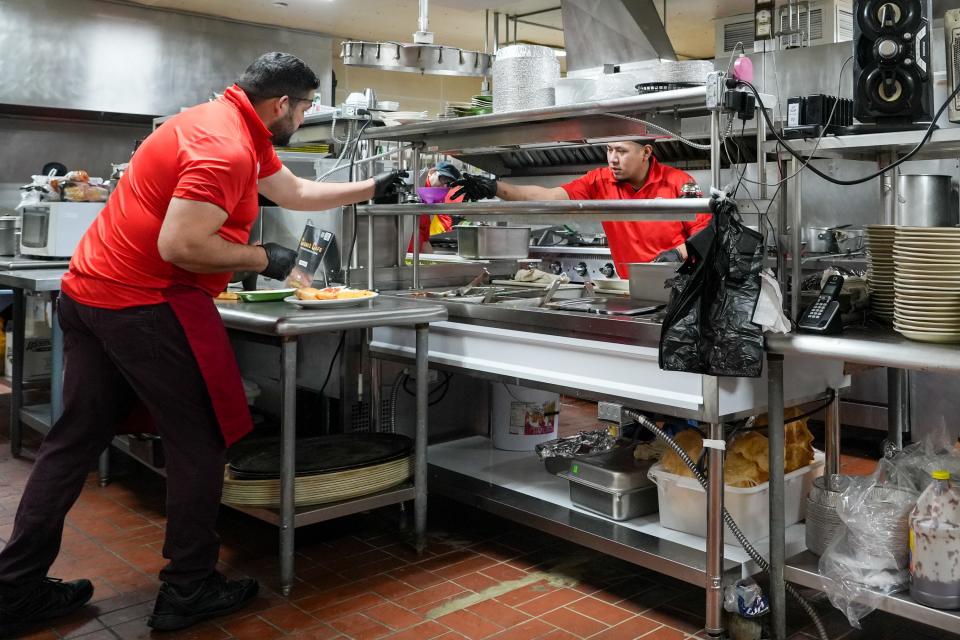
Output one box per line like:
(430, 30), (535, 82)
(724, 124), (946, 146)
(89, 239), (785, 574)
(236, 288), (296, 302)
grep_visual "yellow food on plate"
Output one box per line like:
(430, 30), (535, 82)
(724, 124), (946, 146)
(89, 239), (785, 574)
(217, 291), (240, 301)
(295, 287), (323, 300)
(335, 289), (375, 299)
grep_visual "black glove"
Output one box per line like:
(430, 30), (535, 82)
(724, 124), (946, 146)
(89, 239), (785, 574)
(652, 247), (683, 263)
(450, 174), (498, 201)
(260, 242), (298, 281)
(372, 170), (409, 199)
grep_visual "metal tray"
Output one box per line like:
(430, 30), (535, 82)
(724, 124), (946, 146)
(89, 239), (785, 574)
(560, 446), (658, 520)
(457, 226), (530, 259)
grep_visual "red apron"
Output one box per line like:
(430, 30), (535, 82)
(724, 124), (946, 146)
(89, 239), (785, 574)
(162, 287), (252, 446)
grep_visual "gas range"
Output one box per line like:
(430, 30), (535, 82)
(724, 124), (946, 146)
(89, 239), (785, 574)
(528, 246), (621, 284)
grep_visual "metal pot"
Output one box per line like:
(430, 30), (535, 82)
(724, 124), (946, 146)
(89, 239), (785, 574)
(896, 174), (957, 227)
(801, 226), (842, 254)
(834, 228), (865, 254)
(0, 216), (20, 257)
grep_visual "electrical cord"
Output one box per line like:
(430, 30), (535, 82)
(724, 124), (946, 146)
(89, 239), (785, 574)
(318, 332), (345, 395)
(736, 75), (960, 186)
(604, 113), (712, 151)
(401, 370), (453, 406)
(735, 56), (853, 189)
(624, 409), (830, 640)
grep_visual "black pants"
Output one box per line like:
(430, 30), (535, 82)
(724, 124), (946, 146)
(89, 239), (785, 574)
(0, 294), (226, 596)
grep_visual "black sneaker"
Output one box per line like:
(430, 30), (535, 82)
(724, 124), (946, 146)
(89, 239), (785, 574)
(147, 572), (258, 632)
(0, 577), (94, 638)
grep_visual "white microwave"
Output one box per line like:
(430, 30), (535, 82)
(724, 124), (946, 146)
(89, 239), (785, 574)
(20, 202), (102, 258)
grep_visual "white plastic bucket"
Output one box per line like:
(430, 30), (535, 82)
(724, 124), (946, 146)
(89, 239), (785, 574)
(491, 384), (559, 451)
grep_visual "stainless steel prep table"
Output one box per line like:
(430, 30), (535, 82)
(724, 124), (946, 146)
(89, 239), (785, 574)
(216, 297), (446, 595)
(765, 328), (960, 635)
(0, 270), (71, 454)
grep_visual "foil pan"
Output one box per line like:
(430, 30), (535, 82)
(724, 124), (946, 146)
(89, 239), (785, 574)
(536, 429), (617, 464)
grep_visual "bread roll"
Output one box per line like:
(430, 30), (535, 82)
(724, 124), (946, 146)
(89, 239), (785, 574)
(296, 287), (322, 300)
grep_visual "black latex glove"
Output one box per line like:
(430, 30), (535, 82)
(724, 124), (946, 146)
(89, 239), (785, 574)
(450, 174), (498, 201)
(372, 170), (409, 199)
(260, 242), (298, 281)
(652, 247), (683, 263)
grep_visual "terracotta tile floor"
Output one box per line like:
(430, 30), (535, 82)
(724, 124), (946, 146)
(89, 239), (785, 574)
(0, 398), (957, 640)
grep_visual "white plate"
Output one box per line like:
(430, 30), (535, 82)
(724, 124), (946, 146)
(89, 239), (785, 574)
(284, 292), (379, 308)
(891, 254), (960, 264)
(895, 266), (960, 275)
(895, 330), (960, 343)
(896, 294), (960, 303)
(894, 242), (960, 250)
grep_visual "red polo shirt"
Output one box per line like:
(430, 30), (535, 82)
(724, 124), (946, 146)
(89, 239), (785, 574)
(561, 158), (711, 277)
(62, 85), (282, 309)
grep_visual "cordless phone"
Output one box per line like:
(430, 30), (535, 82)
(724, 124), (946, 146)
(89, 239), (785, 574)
(798, 275), (844, 334)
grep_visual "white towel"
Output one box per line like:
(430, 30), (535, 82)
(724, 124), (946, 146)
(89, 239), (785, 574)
(753, 269), (792, 333)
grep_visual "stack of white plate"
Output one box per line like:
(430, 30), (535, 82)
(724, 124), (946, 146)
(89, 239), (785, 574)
(893, 226), (960, 343)
(381, 111), (431, 127)
(865, 224), (896, 320)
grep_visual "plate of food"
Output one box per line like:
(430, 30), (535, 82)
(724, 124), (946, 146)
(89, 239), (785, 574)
(285, 287), (378, 308)
(236, 288), (296, 302)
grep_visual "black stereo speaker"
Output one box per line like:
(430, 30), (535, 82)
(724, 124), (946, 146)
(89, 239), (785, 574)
(853, 0), (933, 123)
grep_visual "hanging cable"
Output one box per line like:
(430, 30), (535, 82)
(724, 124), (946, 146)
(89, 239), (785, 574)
(623, 409), (830, 640)
(736, 75), (960, 186)
(604, 113), (712, 150)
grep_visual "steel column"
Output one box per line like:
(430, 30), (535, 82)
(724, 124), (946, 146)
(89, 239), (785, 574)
(887, 368), (908, 452)
(703, 375), (724, 638)
(767, 353), (787, 640)
(824, 387), (841, 477)
(411, 147), (422, 290)
(789, 155), (802, 321)
(9, 288), (24, 457)
(279, 337), (298, 596)
(710, 111), (722, 189)
(880, 152), (898, 225)
(414, 324), (429, 553)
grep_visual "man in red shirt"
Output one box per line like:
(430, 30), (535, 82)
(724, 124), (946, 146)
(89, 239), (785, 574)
(0, 53), (405, 637)
(451, 141), (710, 277)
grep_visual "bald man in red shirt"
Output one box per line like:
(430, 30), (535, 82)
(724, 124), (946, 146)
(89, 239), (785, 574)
(451, 141), (711, 277)
(0, 53), (405, 637)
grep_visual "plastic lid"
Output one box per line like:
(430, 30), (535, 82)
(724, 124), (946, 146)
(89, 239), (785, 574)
(932, 470), (951, 481)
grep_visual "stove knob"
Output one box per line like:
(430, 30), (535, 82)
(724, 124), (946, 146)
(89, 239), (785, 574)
(574, 262), (589, 277)
(599, 263), (615, 278)
(549, 261), (564, 275)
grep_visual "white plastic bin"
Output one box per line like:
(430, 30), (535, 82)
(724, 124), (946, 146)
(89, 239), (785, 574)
(491, 383), (559, 451)
(647, 451), (825, 543)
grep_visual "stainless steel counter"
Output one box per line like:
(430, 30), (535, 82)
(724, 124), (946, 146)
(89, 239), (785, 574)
(0, 268), (68, 291)
(766, 328), (960, 374)
(216, 297), (447, 336)
(0, 258), (70, 271)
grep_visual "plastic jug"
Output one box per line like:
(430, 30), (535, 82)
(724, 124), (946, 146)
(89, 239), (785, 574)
(909, 470), (960, 609)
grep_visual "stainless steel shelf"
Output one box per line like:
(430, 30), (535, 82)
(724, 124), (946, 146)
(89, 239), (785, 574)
(785, 551), (960, 634)
(765, 126), (960, 162)
(429, 464), (741, 588)
(19, 403), (52, 435)
(274, 151), (331, 163)
(765, 328), (960, 374)
(224, 483), (416, 528)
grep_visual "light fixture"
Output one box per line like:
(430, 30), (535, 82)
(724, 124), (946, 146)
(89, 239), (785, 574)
(340, 0), (492, 77)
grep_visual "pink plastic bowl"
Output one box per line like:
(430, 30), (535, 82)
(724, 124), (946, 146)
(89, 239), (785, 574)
(417, 186), (450, 204)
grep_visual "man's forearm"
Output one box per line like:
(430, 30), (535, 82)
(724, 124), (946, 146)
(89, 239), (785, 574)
(287, 178), (376, 211)
(496, 182), (567, 201)
(169, 237), (267, 274)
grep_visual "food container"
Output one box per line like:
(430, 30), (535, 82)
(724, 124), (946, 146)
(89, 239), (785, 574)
(647, 450), (825, 543)
(560, 446), (658, 521)
(627, 263), (677, 302)
(457, 226), (530, 259)
(0, 216), (20, 257)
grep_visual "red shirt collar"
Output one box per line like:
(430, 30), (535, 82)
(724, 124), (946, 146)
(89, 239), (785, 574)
(605, 155), (665, 191)
(222, 84), (274, 145)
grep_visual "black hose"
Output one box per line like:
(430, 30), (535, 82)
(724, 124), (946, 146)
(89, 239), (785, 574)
(624, 409), (830, 640)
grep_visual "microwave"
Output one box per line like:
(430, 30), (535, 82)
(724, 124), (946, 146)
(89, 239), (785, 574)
(20, 202), (102, 258)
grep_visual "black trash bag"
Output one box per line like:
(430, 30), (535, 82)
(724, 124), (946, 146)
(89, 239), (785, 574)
(658, 193), (765, 377)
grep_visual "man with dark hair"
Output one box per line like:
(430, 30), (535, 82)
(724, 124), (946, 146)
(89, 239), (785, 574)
(0, 52), (404, 636)
(452, 141), (710, 276)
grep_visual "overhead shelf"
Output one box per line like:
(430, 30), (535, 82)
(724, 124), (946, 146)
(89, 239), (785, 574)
(357, 197), (708, 220)
(764, 125), (960, 162)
